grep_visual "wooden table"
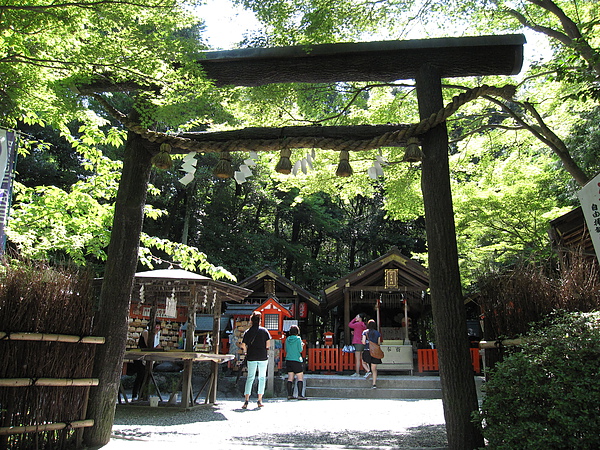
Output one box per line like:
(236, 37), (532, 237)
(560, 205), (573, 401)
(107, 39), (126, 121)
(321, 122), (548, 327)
(121, 350), (234, 408)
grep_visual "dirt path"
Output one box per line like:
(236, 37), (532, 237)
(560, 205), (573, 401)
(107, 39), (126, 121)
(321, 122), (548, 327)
(105, 398), (448, 449)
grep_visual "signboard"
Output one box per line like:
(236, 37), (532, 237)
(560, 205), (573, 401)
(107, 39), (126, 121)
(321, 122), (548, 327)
(577, 172), (600, 263)
(0, 129), (17, 254)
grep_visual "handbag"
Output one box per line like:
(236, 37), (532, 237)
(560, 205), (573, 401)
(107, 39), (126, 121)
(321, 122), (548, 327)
(369, 342), (385, 359)
(368, 330), (384, 359)
(342, 344), (356, 353)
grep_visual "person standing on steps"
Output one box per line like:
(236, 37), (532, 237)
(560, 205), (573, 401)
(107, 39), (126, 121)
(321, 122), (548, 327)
(362, 319), (382, 389)
(284, 325), (307, 400)
(240, 311), (271, 409)
(348, 313), (369, 377)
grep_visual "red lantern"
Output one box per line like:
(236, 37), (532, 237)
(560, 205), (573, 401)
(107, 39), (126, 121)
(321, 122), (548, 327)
(299, 302), (308, 318)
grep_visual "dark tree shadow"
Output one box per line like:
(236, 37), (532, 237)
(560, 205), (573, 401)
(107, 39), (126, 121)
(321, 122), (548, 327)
(235, 425), (448, 449)
(113, 404), (228, 426)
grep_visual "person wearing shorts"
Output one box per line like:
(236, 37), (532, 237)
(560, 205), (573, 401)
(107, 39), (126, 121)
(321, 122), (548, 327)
(285, 325), (306, 400)
(362, 319), (382, 388)
(349, 313), (370, 376)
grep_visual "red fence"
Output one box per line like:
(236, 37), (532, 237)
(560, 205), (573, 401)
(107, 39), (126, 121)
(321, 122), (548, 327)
(302, 347), (482, 374)
(417, 348), (481, 374)
(307, 348), (356, 372)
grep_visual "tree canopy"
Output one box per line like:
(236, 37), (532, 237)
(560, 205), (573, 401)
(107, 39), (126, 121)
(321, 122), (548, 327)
(2, 0), (598, 289)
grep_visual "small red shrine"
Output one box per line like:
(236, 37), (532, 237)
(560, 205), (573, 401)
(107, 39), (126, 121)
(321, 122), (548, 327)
(254, 297), (292, 340)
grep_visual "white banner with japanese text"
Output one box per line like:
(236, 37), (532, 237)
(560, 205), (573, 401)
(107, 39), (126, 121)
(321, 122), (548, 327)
(0, 129), (18, 254)
(577, 172), (600, 263)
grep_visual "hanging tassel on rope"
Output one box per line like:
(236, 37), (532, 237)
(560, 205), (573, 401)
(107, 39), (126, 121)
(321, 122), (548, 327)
(151, 143), (173, 170)
(213, 151), (234, 178)
(275, 149), (293, 174)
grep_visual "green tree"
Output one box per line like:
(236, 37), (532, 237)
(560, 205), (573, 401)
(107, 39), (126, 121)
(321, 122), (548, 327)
(453, 148), (572, 285)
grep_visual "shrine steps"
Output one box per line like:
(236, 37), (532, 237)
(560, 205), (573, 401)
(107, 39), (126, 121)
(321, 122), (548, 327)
(302, 374), (483, 400)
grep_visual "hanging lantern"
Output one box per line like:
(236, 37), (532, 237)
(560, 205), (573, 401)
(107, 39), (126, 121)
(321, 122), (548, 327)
(335, 150), (353, 177)
(151, 143), (173, 170)
(275, 149), (292, 174)
(213, 151), (234, 178)
(403, 137), (424, 162)
(299, 302), (308, 318)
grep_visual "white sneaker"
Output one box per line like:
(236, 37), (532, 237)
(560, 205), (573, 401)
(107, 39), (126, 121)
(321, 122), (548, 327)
(364, 372), (372, 379)
(350, 373), (360, 377)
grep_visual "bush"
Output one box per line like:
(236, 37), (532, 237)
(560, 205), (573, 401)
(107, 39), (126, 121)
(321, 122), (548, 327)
(477, 311), (600, 449)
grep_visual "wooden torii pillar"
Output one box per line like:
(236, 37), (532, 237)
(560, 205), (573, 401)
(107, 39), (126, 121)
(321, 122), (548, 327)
(84, 34), (524, 449)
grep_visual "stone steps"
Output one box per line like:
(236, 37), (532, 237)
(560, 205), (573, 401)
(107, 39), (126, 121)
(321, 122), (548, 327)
(302, 374), (445, 399)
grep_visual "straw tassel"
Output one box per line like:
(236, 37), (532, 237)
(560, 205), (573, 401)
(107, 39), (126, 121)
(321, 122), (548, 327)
(275, 149), (292, 174)
(335, 150), (353, 177)
(151, 143), (173, 170)
(213, 151), (234, 178)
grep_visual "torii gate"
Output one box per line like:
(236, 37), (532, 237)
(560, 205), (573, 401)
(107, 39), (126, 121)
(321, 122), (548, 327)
(83, 34), (525, 449)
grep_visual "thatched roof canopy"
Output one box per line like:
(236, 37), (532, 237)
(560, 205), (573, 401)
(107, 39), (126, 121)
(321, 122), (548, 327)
(131, 269), (252, 306)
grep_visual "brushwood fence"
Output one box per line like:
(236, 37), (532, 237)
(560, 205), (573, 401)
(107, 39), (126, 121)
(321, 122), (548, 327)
(0, 263), (99, 449)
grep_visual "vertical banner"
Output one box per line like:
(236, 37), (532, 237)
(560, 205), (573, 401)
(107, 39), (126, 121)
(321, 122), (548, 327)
(0, 129), (18, 254)
(577, 172), (600, 263)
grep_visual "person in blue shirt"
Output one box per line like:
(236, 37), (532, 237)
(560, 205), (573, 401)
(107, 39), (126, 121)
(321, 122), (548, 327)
(362, 319), (382, 389)
(284, 325), (306, 400)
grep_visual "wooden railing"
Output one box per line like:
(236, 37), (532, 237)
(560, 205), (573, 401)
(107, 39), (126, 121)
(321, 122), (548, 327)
(417, 348), (481, 374)
(305, 349), (359, 372)
(302, 347), (482, 374)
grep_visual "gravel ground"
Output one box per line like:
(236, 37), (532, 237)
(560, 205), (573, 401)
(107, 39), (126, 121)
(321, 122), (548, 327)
(105, 397), (448, 449)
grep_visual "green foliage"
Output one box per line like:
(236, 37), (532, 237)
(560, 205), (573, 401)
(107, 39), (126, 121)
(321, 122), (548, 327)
(478, 311), (600, 449)
(144, 151), (426, 291)
(0, 0), (209, 130)
(7, 182), (114, 265)
(16, 123), (89, 189)
(452, 148), (573, 285)
(236, 0), (412, 45)
(565, 106), (600, 179)
(139, 233), (235, 281)
(5, 0), (600, 297)
(7, 132), (234, 280)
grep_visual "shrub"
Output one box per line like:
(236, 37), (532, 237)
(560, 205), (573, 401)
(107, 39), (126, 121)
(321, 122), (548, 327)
(477, 311), (600, 449)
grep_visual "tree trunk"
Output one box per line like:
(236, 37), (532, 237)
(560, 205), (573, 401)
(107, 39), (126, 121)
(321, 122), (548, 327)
(181, 180), (196, 245)
(416, 64), (484, 450)
(285, 215), (301, 279)
(83, 128), (153, 447)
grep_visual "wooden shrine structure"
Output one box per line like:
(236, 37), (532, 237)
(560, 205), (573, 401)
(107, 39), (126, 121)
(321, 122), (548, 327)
(324, 247), (429, 345)
(236, 267), (322, 342)
(121, 269), (251, 406)
(549, 206), (596, 269)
